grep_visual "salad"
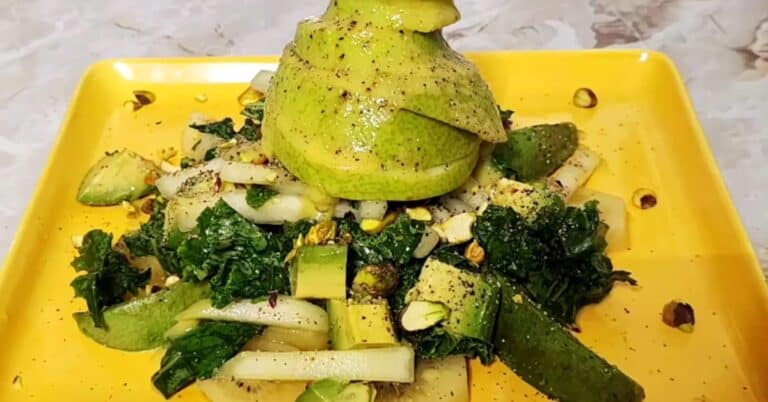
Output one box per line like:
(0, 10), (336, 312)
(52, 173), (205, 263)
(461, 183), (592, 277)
(69, 1), (645, 401)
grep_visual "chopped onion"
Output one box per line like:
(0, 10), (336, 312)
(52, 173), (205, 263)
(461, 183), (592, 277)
(219, 162), (279, 184)
(358, 200), (388, 220)
(156, 158), (225, 198)
(573, 87), (598, 108)
(547, 146), (600, 200)
(223, 190), (318, 225)
(413, 226), (441, 258)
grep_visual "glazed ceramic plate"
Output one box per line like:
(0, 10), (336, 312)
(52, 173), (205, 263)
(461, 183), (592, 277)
(1, 51), (766, 401)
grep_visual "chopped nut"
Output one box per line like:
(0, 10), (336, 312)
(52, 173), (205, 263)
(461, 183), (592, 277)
(144, 170), (159, 186)
(12, 374), (22, 389)
(512, 294), (524, 304)
(71, 235), (84, 248)
(662, 300), (695, 333)
(405, 207), (432, 222)
(159, 147), (178, 161)
(633, 188), (657, 209)
(464, 240), (486, 265)
(164, 275), (180, 287)
(140, 198), (156, 215)
(436, 212), (476, 244)
(305, 220), (337, 245)
(360, 212), (397, 234)
(573, 87), (598, 108)
(195, 93), (208, 103)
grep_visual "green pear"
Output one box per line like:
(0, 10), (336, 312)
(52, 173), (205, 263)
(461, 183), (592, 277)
(263, 0), (504, 200)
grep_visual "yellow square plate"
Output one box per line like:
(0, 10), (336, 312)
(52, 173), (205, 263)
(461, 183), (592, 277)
(1, 51), (767, 402)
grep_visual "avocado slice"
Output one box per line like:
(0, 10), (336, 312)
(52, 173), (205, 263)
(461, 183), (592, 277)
(494, 280), (645, 402)
(291, 245), (348, 299)
(328, 300), (398, 350)
(263, 0), (504, 200)
(74, 282), (210, 351)
(77, 149), (157, 206)
(411, 258), (500, 342)
(297, 379), (376, 402)
(492, 122), (579, 181)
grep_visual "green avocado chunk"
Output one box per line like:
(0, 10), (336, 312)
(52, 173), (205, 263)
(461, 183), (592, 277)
(494, 280), (645, 402)
(291, 245), (348, 299)
(492, 122), (578, 182)
(77, 149), (157, 205)
(74, 282), (210, 351)
(297, 379), (376, 402)
(263, 0), (504, 200)
(411, 258), (499, 342)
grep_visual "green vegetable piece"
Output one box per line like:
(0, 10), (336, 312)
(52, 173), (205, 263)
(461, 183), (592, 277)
(291, 244), (348, 299)
(71, 230), (151, 328)
(412, 259), (500, 342)
(203, 147), (219, 161)
(337, 214), (424, 266)
(190, 118), (237, 140)
(122, 200), (183, 275)
(152, 321), (262, 398)
(176, 201), (291, 307)
(351, 263), (398, 298)
(245, 186), (278, 209)
(297, 379), (376, 402)
(474, 204), (636, 324)
(494, 281), (645, 402)
(328, 299), (398, 350)
(77, 149), (157, 206)
(492, 122), (578, 181)
(74, 282), (210, 351)
(241, 100), (265, 122)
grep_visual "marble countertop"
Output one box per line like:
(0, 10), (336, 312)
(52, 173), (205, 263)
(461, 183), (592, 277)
(1, 0), (766, 273)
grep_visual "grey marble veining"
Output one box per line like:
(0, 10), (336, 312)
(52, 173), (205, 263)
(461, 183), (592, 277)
(1, 0), (766, 272)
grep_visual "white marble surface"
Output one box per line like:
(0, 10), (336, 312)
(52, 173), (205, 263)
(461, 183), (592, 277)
(1, 0), (766, 272)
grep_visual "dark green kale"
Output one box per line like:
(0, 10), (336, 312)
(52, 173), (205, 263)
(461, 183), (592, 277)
(71, 230), (151, 328)
(152, 321), (261, 398)
(238, 118), (261, 141)
(203, 147), (219, 161)
(122, 200), (183, 275)
(180, 157), (196, 169)
(190, 118), (237, 140)
(474, 203), (635, 324)
(388, 260), (421, 316)
(337, 214), (424, 267)
(245, 186), (278, 209)
(431, 244), (478, 271)
(405, 327), (495, 365)
(176, 201), (292, 307)
(241, 100), (265, 122)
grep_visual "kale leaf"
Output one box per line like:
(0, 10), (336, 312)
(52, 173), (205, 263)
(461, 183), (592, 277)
(241, 100), (265, 122)
(245, 186), (278, 209)
(431, 244), (478, 271)
(474, 203), (635, 324)
(238, 118), (261, 141)
(203, 147), (219, 161)
(176, 201), (293, 307)
(388, 260), (421, 317)
(152, 321), (261, 398)
(71, 230), (151, 328)
(122, 200), (183, 275)
(337, 214), (424, 267)
(190, 118), (237, 140)
(405, 327), (495, 365)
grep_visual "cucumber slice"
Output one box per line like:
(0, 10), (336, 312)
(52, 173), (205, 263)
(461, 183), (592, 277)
(177, 296), (329, 333)
(217, 346), (415, 383)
